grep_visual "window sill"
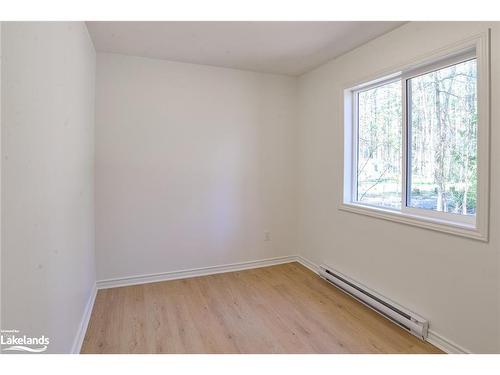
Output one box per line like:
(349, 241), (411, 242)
(339, 202), (487, 242)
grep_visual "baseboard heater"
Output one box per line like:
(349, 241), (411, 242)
(318, 264), (429, 340)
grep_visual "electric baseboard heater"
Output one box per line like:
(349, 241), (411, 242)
(318, 264), (429, 340)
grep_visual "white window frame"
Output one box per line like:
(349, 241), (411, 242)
(341, 32), (490, 241)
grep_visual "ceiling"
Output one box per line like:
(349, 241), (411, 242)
(86, 21), (405, 76)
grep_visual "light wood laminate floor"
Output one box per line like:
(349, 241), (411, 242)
(81, 262), (443, 353)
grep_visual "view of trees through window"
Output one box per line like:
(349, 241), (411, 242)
(357, 81), (402, 209)
(356, 58), (477, 216)
(408, 59), (477, 215)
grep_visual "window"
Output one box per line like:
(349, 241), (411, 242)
(357, 80), (402, 209)
(407, 59), (477, 216)
(342, 35), (489, 240)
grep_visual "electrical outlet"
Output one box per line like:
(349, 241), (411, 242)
(264, 231), (271, 241)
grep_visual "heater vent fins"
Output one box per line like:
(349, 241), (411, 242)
(319, 264), (429, 340)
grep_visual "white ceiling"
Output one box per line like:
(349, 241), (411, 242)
(86, 21), (405, 76)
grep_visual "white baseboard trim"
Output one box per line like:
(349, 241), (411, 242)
(71, 283), (97, 354)
(427, 329), (471, 354)
(295, 255), (319, 275)
(96, 255), (297, 290)
(294, 254), (471, 354)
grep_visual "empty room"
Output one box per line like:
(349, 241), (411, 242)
(1, 2), (500, 368)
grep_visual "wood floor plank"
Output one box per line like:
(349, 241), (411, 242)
(81, 262), (443, 354)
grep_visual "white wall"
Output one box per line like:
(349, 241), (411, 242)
(1, 22), (96, 353)
(297, 22), (500, 353)
(0, 22), (3, 333)
(95, 53), (297, 281)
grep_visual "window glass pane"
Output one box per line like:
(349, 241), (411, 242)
(357, 81), (402, 208)
(408, 59), (477, 215)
